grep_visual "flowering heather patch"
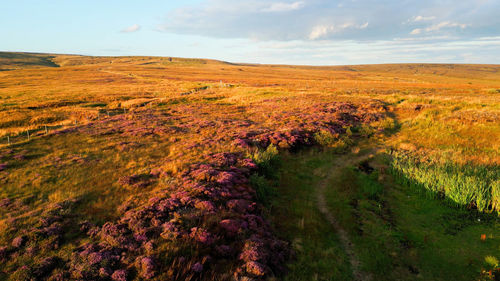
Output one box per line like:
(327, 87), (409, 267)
(0, 99), (387, 280)
(0, 199), (78, 279)
(55, 150), (296, 280)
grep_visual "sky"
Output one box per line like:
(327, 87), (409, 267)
(1, 0), (500, 65)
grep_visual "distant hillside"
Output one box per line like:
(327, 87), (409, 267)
(0, 51), (233, 70)
(0, 52), (60, 70)
(1, 51), (500, 82)
(51, 55), (224, 67)
(337, 63), (500, 81)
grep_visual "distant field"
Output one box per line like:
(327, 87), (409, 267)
(0, 52), (498, 280)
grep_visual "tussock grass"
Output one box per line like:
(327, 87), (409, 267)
(313, 129), (353, 152)
(390, 151), (500, 213)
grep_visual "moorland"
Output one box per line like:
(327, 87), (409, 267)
(0, 51), (498, 280)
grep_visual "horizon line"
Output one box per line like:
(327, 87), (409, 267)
(2, 49), (500, 68)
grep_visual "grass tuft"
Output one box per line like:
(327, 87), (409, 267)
(390, 151), (499, 213)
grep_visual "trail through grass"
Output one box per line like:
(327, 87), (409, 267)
(272, 145), (499, 280)
(314, 150), (372, 281)
(268, 150), (352, 280)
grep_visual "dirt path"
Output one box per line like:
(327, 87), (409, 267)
(315, 151), (373, 281)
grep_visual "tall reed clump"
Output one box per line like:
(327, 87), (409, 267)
(390, 151), (499, 214)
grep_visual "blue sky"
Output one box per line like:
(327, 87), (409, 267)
(1, 0), (500, 65)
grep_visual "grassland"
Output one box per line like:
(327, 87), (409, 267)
(0, 52), (498, 280)
(272, 143), (498, 281)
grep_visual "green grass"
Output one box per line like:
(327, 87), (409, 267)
(390, 151), (500, 213)
(268, 150), (352, 280)
(270, 148), (499, 280)
(330, 154), (499, 280)
(248, 144), (281, 205)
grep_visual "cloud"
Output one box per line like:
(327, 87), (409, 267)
(426, 21), (468, 32)
(309, 22), (369, 40)
(411, 21), (468, 35)
(411, 15), (436, 22)
(160, 0), (500, 42)
(262, 1), (305, 12)
(250, 36), (500, 65)
(121, 24), (141, 33)
(410, 28), (422, 35)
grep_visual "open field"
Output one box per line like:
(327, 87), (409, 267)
(0, 52), (498, 280)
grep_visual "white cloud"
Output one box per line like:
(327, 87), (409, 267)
(411, 21), (468, 35)
(262, 1), (305, 12)
(412, 15), (436, 22)
(121, 24), (141, 33)
(395, 35), (456, 41)
(309, 25), (332, 40)
(410, 28), (422, 35)
(426, 21), (468, 32)
(479, 36), (500, 40)
(309, 22), (368, 40)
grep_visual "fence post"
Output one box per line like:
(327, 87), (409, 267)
(27, 130), (30, 140)
(7, 136), (10, 145)
(45, 125), (48, 134)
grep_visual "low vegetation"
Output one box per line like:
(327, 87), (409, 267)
(0, 53), (498, 280)
(391, 151), (499, 213)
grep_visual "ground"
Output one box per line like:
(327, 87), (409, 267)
(0, 52), (498, 280)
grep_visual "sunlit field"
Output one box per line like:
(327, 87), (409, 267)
(0, 52), (498, 280)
